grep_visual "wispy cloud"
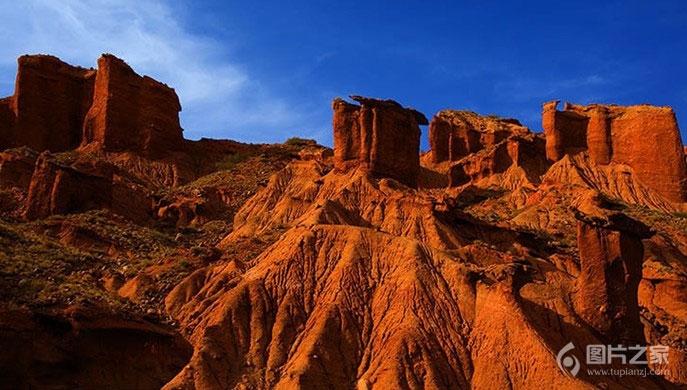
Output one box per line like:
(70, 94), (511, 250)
(0, 0), (306, 142)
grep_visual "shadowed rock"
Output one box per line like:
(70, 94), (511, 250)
(573, 194), (654, 343)
(24, 153), (151, 222)
(0, 55), (95, 152)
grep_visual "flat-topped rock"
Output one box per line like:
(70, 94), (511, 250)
(542, 101), (687, 203)
(332, 95), (426, 187)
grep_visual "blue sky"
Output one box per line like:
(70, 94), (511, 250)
(1, 1), (686, 148)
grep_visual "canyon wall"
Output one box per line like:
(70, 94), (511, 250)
(542, 101), (687, 203)
(0, 55), (95, 152)
(82, 55), (184, 156)
(0, 54), (183, 157)
(333, 95), (427, 187)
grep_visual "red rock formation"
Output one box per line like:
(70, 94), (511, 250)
(0, 97), (14, 150)
(542, 101), (687, 203)
(0, 55), (95, 152)
(429, 110), (531, 164)
(448, 133), (548, 188)
(157, 189), (226, 228)
(24, 153), (151, 222)
(0, 54), (183, 159)
(82, 55), (184, 157)
(427, 112), (548, 188)
(0, 148), (38, 189)
(332, 95), (427, 187)
(573, 198), (653, 343)
(541, 101), (588, 162)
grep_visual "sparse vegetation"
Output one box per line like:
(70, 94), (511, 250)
(284, 137), (316, 147)
(216, 152), (251, 170)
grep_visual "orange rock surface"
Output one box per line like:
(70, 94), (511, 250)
(333, 95), (427, 188)
(1, 54), (686, 389)
(23, 153), (152, 223)
(424, 111), (548, 189)
(82, 54), (184, 157)
(0, 54), (183, 157)
(542, 101), (687, 203)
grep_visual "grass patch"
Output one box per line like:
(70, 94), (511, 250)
(284, 137), (316, 147)
(216, 153), (252, 171)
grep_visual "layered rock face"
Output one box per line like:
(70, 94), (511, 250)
(429, 110), (531, 163)
(0, 55), (95, 152)
(23, 153), (151, 222)
(0, 54), (183, 157)
(426, 111), (548, 188)
(573, 195), (654, 343)
(542, 101), (687, 203)
(3, 53), (687, 389)
(332, 95), (427, 187)
(82, 55), (184, 156)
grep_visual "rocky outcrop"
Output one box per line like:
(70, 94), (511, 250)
(429, 110), (531, 164)
(573, 194), (653, 343)
(82, 55), (184, 157)
(0, 98), (14, 150)
(427, 111), (548, 188)
(164, 158), (674, 389)
(542, 101), (687, 203)
(156, 189), (226, 228)
(0, 147), (38, 190)
(332, 95), (427, 188)
(0, 54), (183, 158)
(24, 153), (151, 222)
(543, 153), (678, 212)
(0, 55), (95, 152)
(448, 133), (547, 188)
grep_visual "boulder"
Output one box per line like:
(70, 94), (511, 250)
(332, 95), (427, 187)
(542, 101), (687, 203)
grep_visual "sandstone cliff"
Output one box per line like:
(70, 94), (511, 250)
(1, 55), (687, 389)
(0, 54), (183, 157)
(0, 55), (95, 152)
(333, 95), (427, 188)
(542, 101), (687, 203)
(82, 54), (184, 157)
(23, 153), (152, 223)
(424, 111), (548, 189)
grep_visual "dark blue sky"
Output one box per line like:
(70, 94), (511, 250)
(1, 1), (686, 148)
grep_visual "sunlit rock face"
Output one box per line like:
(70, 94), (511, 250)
(542, 100), (687, 203)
